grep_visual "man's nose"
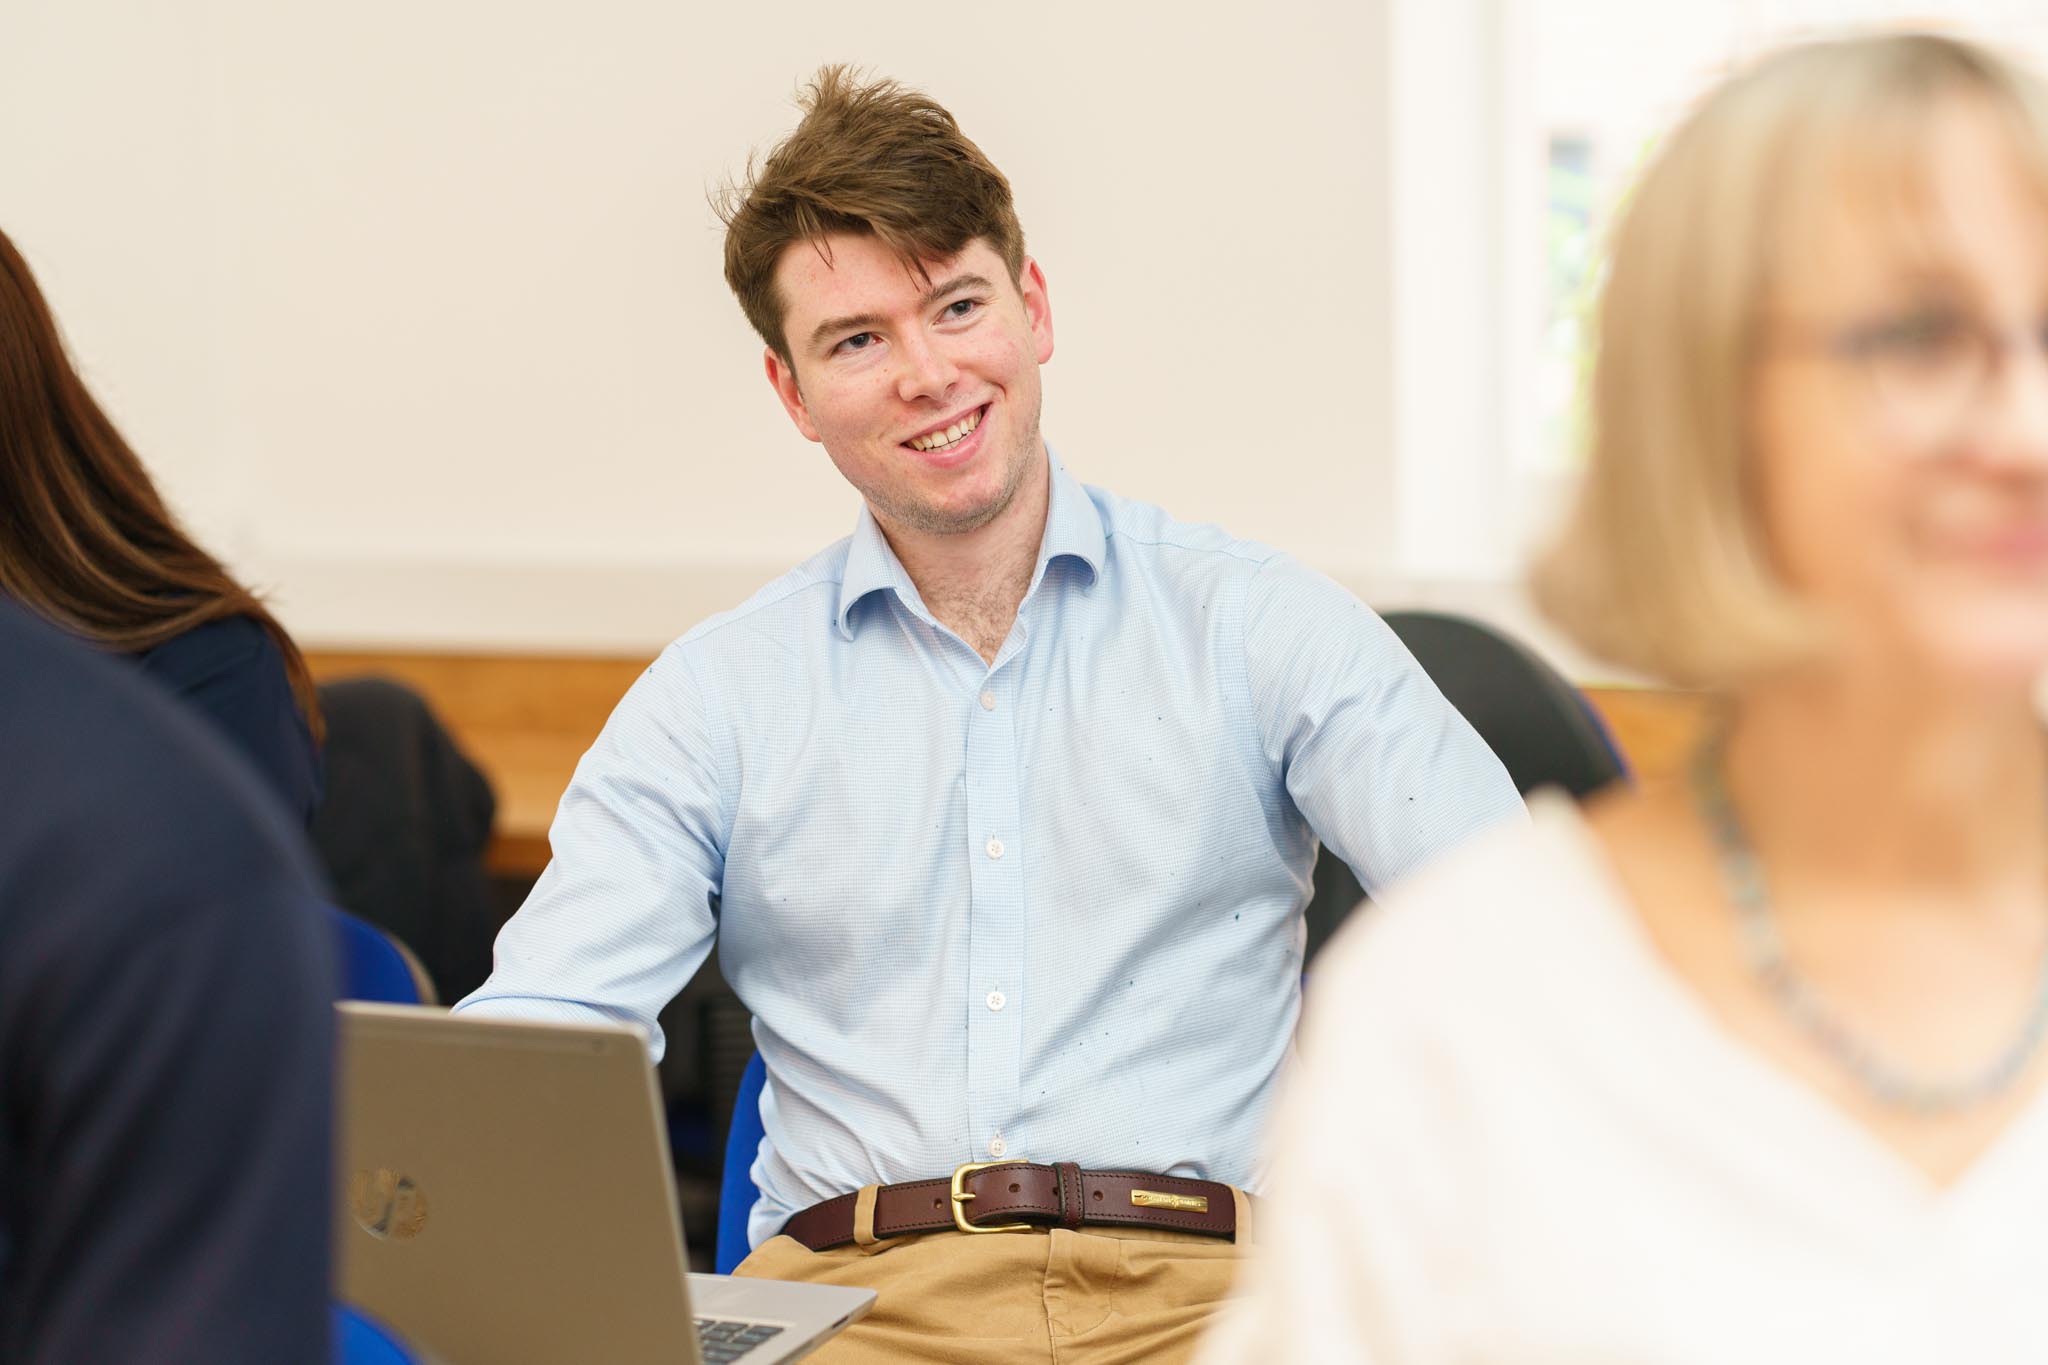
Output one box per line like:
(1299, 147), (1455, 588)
(894, 332), (960, 404)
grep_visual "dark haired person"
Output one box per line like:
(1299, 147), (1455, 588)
(0, 599), (335, 1362)
(459, 67), (1522, 1360)
(0, 227), (322, 824)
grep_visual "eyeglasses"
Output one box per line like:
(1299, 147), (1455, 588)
(1790, 306), (2048, 453)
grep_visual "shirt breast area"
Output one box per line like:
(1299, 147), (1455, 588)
(707, 515), (1314, 1052)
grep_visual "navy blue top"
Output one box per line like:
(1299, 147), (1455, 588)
(133, 613), (323, 825)
(0, 600), (336, 1363)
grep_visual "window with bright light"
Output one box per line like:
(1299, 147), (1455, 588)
(1516, 0), (2048, 482)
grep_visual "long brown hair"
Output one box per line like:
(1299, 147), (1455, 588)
(0, 226), (323, 741)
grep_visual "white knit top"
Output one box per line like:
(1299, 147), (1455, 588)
(1199, 795), (2048, 1363)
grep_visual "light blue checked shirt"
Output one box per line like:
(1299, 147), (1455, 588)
(458, 453), (1522, 1248)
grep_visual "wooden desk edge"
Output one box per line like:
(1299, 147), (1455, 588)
(487, 831), (553, 878)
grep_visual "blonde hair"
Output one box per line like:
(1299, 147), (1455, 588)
(1531, 31), (2048, 688)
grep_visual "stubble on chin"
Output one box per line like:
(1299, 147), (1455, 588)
(879, 415), (1042, 537)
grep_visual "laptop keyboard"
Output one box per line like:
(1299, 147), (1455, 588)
(695, 1317), (786, 1362)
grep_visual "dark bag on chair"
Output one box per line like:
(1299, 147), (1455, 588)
(311, 677), (498, 1002)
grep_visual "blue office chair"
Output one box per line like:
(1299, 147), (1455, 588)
(329, 920), (439, 1359)
(715, 1050), (770, 1274)
(333, 1302), (435, 1364)
(330, 905), (437, 1005)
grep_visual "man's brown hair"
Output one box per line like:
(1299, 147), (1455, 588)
(717, 65), (1026, 362)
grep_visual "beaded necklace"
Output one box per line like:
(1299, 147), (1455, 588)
(1691, 732), (2048, 1113)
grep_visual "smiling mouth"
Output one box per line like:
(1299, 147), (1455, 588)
(905, 405), (986, 454)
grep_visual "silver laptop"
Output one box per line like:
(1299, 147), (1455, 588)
(336, 1003), (874, 1364)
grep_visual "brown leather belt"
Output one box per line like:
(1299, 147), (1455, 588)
(781, 1160), (1240, 1251)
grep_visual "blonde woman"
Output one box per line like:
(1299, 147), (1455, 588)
(1200, 33), (2048, 1362)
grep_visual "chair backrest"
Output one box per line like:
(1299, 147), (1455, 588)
(1384, 610), (1626, 798)
(1304, 609), (1628, 960)
(310, 675), (498, 1003)
(329, 905), (434, 1005)
(714, 1050), (770, 1274)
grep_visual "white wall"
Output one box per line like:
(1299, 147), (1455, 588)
(2, 0), (1406, 652)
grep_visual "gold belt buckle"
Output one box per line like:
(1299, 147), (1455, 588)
(950, 1159), (1034, 1234)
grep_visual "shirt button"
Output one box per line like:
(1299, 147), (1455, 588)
(986, 989), (1006, 1012)
(985, 836), (1005, 860)
(988, 1135), (1008, 1158)
(979, 689), (996, 711)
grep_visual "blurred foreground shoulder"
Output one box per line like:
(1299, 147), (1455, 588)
(0, 601), (335, 1365)
(1305, 793), (1603, 1043)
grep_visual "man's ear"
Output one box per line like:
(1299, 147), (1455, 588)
(764, 346), (822, 443)
(1019, 257), (1055, 365)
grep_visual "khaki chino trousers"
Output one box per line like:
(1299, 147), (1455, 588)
(733, 1186), (1251, 1363)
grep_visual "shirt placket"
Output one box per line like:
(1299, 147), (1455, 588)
(962, 651), (1026, 1162)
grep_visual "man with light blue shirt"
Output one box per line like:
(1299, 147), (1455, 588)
(459, 66), (1521, 1362)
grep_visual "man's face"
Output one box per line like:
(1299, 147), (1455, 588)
(765, 234), (1055, 539)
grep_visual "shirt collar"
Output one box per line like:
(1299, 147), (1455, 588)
(1031, 446), (1107, 592)
(834, 447), (1106, 639)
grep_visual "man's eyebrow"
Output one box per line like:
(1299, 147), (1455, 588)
(806, 273), (997, 353)
(808, 311), (883, 352)
(923, 272), (994, 306)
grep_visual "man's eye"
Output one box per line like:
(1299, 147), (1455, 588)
(835, 332), (877, 354)
(943, 299), (980, 320)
